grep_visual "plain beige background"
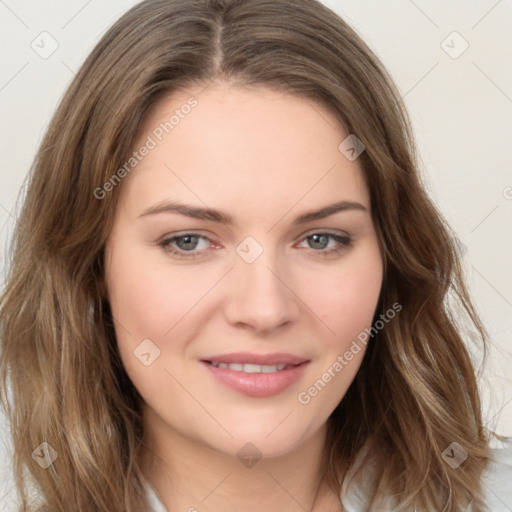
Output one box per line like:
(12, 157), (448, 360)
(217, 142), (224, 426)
(0, 0), (511, 509)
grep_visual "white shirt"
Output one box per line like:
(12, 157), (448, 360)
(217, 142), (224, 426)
(143, 436), (512, 511)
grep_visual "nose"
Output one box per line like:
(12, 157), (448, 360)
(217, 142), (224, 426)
(223, 245), (300, 335)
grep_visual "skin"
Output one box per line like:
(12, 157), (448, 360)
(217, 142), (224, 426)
(103, 79), (383, 512)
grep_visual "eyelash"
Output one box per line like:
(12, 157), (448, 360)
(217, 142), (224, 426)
(157, 232), (352, 260)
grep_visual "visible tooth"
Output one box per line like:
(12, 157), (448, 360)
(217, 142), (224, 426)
(243, 363), (262, 373)
(210, 361), (289, 372)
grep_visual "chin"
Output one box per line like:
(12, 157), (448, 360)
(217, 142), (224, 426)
(203, 417), (324, 461)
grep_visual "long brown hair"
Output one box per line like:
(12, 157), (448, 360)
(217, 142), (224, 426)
(0, 0), (492, 510)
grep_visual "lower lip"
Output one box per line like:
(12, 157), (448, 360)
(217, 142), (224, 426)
(201, 361), (309, 397)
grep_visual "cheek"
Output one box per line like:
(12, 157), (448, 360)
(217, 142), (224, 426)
(311, 247), (383, 350)
(105, 243), (192, 396)
(295, 249), (382, 415)
(105, 241), (224, 393)
(106, 243), (204, 340)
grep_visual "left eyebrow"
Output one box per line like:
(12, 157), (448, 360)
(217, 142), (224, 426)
(138, 199), (369, 226)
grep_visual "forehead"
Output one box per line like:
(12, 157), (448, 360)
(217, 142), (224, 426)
(118, 82), (370, 222)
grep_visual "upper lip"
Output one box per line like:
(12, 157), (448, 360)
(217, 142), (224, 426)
(202, 352), (309, 366)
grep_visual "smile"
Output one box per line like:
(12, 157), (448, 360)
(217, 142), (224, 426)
(201, 353), (310, 397)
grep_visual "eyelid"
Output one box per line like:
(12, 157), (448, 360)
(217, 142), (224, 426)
(301, 227), (351, 238)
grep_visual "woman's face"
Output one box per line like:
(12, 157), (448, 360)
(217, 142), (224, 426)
(104, 81), (383, 459)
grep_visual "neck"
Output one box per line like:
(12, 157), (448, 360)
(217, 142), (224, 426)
(140, 408), (342, 512)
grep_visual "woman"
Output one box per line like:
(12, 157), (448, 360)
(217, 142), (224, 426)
(0, 0), (510, 510)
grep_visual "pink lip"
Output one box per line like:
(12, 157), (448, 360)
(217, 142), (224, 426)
(200, 352), (310, 398)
